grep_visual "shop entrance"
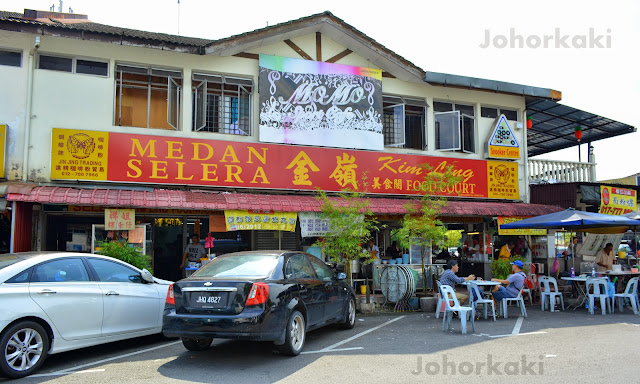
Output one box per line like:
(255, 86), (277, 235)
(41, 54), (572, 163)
(153, 218), (184, 281)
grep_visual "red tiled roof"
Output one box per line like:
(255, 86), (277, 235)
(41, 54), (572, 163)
(6, 186), (563, 217)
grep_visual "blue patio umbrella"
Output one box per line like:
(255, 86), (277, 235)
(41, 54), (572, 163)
(500, 209), (640, 230)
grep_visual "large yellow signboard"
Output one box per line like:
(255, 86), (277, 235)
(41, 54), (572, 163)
(599, 185), (637, 215)
(487, 161), (519, 199)
(51, 128), (109, 180)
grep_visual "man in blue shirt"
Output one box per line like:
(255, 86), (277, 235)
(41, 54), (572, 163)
(440, 260), (475, 304)
(491, 260), (526, 300)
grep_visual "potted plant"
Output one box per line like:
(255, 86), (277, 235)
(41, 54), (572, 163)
(490, 256), (528, 280)
(314, 184), (379, 285)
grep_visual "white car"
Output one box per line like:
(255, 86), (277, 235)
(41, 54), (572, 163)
(0, 252), (172, 379)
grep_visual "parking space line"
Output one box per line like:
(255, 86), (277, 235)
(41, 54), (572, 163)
(512, 316), (524, 334)
(30, 340), (181, 378)
(488, 331), (547, 338)
(301, 315), (406, 354)
(301, 347), (364, 354)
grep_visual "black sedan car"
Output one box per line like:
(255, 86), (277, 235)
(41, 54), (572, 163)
(162, 251), (356, 355)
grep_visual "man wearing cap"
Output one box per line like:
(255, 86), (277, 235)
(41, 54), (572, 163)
(439, 260), (475, 305)
(491, 260), (526, 300)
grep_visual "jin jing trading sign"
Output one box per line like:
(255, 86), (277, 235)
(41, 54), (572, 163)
(258, 54), (383, 151)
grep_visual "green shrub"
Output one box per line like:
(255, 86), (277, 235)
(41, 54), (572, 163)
(490, 256), (528, 280)
(97, 240), (153, 274)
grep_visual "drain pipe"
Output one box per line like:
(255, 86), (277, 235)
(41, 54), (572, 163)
(22, 35), (40, 181)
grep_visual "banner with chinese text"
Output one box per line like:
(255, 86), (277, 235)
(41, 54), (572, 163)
(258, 55), (383, 151)
(104, 209), (135, 230)
(51, 128), (520, 200)
(599, 185), (637, 215)
(299, 212), (330, 237)
(224, 210), (297, 232)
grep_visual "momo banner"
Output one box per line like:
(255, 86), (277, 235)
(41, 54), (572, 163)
(50, 128), (520, 200)
(258, 54), (383, 150)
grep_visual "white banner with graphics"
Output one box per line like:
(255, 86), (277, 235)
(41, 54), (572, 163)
(259, 54), (384, 151)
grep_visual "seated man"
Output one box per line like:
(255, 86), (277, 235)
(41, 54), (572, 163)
(491, 260), (526, 301)
(439, 259), (475, 305)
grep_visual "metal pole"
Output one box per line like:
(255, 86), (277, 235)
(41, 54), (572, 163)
(578, 141), (581, 162)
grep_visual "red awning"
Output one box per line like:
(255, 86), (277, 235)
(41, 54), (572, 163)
(6, 186), (562, 216)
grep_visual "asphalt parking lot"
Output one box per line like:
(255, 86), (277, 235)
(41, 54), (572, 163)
(5, 304), (640, 384)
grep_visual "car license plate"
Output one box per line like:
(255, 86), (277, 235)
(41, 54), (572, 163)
(190, 292), (228, 309)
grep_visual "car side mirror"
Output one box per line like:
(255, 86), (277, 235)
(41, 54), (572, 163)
(140, 269), (154, 283)
(337, 272), (347, 280)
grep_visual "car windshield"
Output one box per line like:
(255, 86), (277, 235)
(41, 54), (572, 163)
(193, 254), (279, 279)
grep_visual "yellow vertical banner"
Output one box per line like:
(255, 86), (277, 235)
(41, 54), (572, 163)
(51, 128), (109, 180)
(0, 124), (6, 178)
(487, 161), (519, 199)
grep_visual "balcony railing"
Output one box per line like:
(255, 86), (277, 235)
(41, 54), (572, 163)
(528, 159), (596, 183)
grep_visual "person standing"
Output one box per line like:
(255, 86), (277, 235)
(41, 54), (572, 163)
(364, 239), (380, 259)
(180, 234), (206, 269)
(595, 243), (615, 273)
(498, 241), (515, 260)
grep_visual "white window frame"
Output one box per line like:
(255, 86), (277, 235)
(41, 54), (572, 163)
(0, 48), (23, 67)
(192, 72), (253, 135)
(383, 95), (428, 149)
(37, 53), (109, 77)
(434, 102), (477, 153)
(115, 64), (182, 130)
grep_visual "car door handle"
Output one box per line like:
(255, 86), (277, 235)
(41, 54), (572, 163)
(105, 291), (120, 296)
(37, 289), (56, 295)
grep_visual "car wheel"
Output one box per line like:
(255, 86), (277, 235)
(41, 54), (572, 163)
(181, 338), (212, 351)
(277, 310), (305, 356)
(0, 321), (49, 379)
(337, 297), (356, 329)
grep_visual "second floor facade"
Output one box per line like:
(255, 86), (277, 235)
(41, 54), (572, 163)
(0, 10), (564, 202)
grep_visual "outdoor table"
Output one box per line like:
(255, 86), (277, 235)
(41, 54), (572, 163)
(603, 271), (640, 293)
(184, 267), (198, 278)
(462, 280), (501, 303)
(561, 276), (588, 310)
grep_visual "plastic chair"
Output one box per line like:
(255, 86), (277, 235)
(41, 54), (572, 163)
(440, 285), (475, 334)
(586, 277), (612, 315)
(499, 279), (528, 318)
(467, 281), (496, 321)
(435, 281), (444, 319)
(523, 274), (537, 305)
(539, 276), (565, 312)
(612, 277), (639, 315)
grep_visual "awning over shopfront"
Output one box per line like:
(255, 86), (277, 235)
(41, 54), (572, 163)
(6, 186), (563, 217)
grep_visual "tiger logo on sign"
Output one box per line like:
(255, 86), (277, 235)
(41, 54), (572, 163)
(67, 133), (95, 159)
(494, 164), (510, 184)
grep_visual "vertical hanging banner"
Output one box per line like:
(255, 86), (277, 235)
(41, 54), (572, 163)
(225, 210), (297, 232)
(258, 54), (384, 151)
(104, 209), (136, 230)
(599, 185), (637, 215)
(0, 124), (6, 178)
